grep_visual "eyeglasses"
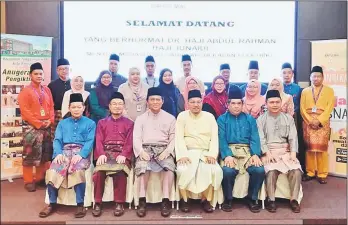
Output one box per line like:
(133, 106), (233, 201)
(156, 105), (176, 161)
(101, 76), (112, 80)
(214, 82), (225, 86)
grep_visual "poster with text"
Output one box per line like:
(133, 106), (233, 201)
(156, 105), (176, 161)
(1, 34), (52, 180)
(311, 39), (347, 177)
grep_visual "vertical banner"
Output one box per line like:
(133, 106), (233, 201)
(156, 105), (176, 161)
(1, 34), (52, 180)
(311, 39), (347, 177)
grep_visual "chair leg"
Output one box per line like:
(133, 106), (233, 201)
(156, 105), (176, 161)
(129, 202), (131, 209)
(172, 201), (174, 209)
(219, 204), (222, 210)
(262, 200), (265, 209)
(176, 201), (179, 211)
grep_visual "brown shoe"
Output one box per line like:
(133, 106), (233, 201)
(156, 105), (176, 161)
(317, 178), (327, 184)
(136, 198), (146, 217)
(180, 199), (190, 213)
(92, 203), (102, 217)
(201, 200), (213, 213)
(39, 204), (56, 218)
(290, 200), (301, 213)
(75, 206), (87, 218)
(114, 203), (124, 217)
(160, 198), (171, 217)
(24, 183), (36, 192)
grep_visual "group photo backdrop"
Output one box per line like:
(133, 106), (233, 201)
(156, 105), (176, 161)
(63, 1), (295, 83)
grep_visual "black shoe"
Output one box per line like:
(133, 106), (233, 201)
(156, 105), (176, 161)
(302, 174), (315, 182)
(161, 198), (171, 217)
(114, 203), (124, 217)
(247, 199), (261, 213)
(265, 198), (277, 213)
(317, 178), (327, 184)
(221, 200), (232, 212)
(136, 198), (146, 217)
(290, 200), (301, 213)
(92, 203), (102, 217)
(180, 199), (190, 213)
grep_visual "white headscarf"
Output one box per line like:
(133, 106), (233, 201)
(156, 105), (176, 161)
(61, 74), (90, 118)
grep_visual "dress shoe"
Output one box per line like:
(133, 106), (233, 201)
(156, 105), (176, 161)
(201, 200), (213, 213)
(221, 200), (232, 212)
(160, 198), (171, 217)
(92, 203), (102, 217)
(75, 206), (87, 218)
(136, 198), (146, 217)
(290, 200), (301, 213)
(114, 203), (124, 217)
(248, 199), (261, 213)
(24, 183), (36, 192)
(317, 178), (327, 184)
(180, 199), (190, 213)
(265, 198), (277, 213)
(302, 174), (315, 182)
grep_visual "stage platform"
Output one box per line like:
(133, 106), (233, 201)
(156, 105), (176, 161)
(1, 176), (346, 224)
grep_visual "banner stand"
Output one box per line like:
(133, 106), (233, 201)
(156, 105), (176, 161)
(1, 34), (53, 181)
(311, 39), (347, 178)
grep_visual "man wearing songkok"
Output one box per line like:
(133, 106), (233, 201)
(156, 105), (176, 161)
(300, 66), (334, 184)
(240, 60), (268, 96)
(96, 53), (127, 91)
(281, 63), (301, 113)
(142, 55), (159, 87)
(92, 92), (134, 217)
(281, 62), (305, 171)
(175, 89), (223, 213)
(205, 63), (241, 96)
(257, 90), (302, 213)
(175, 54), (205, 94)
(48, 58), (71, 140)
(217, 88), (264, 213)
(39, 93), (96, 218)
(18, 62), (54, 192)
(133, 87), (176, 217)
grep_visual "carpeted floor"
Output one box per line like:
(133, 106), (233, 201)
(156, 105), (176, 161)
(1, 176), (346, 224)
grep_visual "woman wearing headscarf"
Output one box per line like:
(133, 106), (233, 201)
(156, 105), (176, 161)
(61, 74), (90, 119)
(118, 67), (149, 121)
(242, 79), (265, 119)
(202, 75), (228, 119)
(89, 70), (114, 124)
(157, 68), (184, 118)
(263, 78), (295, 116)
(182, 76), (205, 110)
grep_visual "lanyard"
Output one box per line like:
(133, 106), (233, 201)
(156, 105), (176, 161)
(311, 85), (323, 105)
(31, 84), (44, 106)
(145, 77), (156, 87)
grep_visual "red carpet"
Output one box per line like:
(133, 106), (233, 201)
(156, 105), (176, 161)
(1, 176), (346, 224)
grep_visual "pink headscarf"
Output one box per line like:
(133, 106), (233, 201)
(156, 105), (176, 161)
(242, 79), (265, 118)
(183, 76), (204, 110)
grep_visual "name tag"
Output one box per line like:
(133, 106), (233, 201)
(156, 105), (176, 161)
(136, 104), (142, 112)
(40, 108), (46, 116)
(311, 106), (317, 113)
